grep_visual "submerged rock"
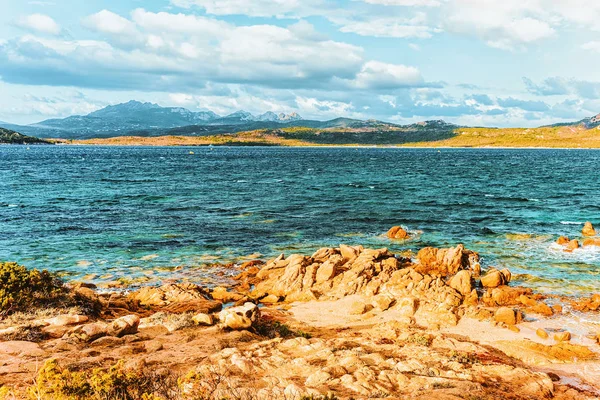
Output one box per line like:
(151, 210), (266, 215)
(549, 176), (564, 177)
(387, 226), (409, 239)
(565, 239), (580, 252)
(583, 238), (600, 247)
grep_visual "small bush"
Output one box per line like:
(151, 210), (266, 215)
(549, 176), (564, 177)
(0, 262), (65, 316)
(254, 319), (312, 339)
(405, 333), (432, 347)
(449, 350), (479, 365)
(0, 262), (102, 318)
(28, 359), (179, 400)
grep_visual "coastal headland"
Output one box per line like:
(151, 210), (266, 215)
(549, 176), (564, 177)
(2, 226), (600, 399)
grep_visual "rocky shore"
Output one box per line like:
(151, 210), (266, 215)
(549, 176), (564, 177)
(1, 238), (600, 399)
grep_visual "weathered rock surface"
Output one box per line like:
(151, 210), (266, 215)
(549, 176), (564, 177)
(582, 221), (596, 237)
(0, 341), (46, 358)
(415, 244), (480, 276)
(387, 226), (409, 239)
(218, 302), (260, 330)
(107, 314), (140, 337)
(44, 314), (89, 326)
(128, 283), (212, 307)
(480, 268), (511, 288)
(565, 239), (580, 252)
(494, 307), (522, 325)
(192, 313), (214, 326)
(448, 270), (473, 296)
(570, 294), (600, 312)
(183, 325), (560, 400)
(583, 238), (600, 247)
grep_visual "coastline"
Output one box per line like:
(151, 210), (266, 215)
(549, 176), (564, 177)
(48, 141), (600, 150)
(2, 242), (600, 399)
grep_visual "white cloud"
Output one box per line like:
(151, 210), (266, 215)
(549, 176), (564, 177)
(82, 10), (143, 48)
(338, 17), (433, 38)
(362, 0), (442, 6)
(17, 14), (61, 35)
(350, 61), (424, 89)
(582, 41), (600, 53)
(4, 11), (418, 93)
(218, 23), (363, 83)
(444, 0), (555, 50)
(170, 0), (323, 18)
(130, 8), (230, 37)
(295, 96), (356, 117)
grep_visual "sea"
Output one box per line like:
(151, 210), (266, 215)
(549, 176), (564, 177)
(2, 145), (599, 296)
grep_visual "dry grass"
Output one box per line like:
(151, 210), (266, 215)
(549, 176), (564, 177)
(52, 124), (600, 148)
(404, 125), (600, 148)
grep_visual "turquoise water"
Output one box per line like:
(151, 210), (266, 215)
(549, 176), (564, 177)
(1, 145), (599, 295)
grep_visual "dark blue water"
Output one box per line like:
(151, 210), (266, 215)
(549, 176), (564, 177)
(2, 145), (599, 294)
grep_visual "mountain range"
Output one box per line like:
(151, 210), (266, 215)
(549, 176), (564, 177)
(3, 101), (306, 139)
(0, 100), (598, 142)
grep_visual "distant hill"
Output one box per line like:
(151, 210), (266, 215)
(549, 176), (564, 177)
(3, 101), (599, 146)
(0, 127), (50, 144)
(25, 101), (304, 139)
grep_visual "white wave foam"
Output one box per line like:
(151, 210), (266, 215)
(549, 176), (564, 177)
(560, 221), (583, 225)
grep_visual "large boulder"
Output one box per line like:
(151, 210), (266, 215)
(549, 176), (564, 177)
(211, 286), (245, 303)
(218, 302), (260, 330)
(482, 286), (534, 307)
(495, 307), (522, 325)
(582, 221), (596, 237)
(448, 270), (473, 297)
(565, 239), (579, 252)
(107, 315), (140, 337)
(415, 244), (479, 276)
(480, 268), (511, 288)
(387, 226), (409, 239)
(70, 322), (109, 342)
(128, 283), (218, 312)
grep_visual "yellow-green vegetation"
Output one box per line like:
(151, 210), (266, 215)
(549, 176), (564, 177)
(56, 123), (600, 148)
(14, 359), (339, 400)
(0, 262), (100, 317)
(254, 319), (312, 339)
(405, 125), (600, 148)
(25, 359), (176, 400)
(0, 262), (63, 316)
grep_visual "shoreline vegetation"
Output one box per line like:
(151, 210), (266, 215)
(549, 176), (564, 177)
(49, 124), (600, 148)
(2, 226), (600, 399)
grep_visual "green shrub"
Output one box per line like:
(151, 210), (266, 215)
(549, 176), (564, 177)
(28, 359), (178, 400)
(0, 262), (65, 316)
(254, 319), (312, 339)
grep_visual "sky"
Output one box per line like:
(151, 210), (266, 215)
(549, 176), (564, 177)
(1, 0), (599, 126)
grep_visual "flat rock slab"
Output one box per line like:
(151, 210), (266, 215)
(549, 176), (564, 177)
(0, 341), (46, 358)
